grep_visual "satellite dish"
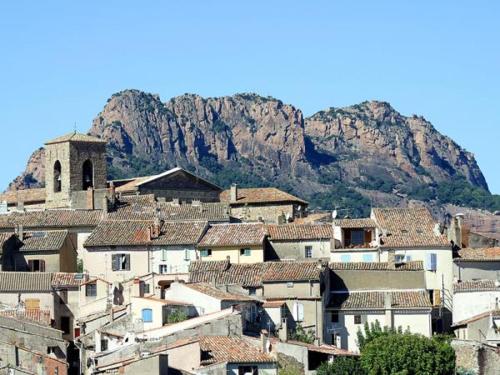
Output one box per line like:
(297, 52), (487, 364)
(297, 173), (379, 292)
(332, 210), (338, 219)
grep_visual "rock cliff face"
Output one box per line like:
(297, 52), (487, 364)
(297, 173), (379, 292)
(8, 89), (489, 211)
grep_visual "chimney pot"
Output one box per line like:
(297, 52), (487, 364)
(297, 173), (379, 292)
(230, 184), (238, 203)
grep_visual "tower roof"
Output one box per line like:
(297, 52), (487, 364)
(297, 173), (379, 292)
(45, 132), (106, 145)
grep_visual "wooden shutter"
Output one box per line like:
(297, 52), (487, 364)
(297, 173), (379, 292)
(39, 260), (45, 272)
(111, 254), (119, 271)
(25, 298), (40, 310)
(28, 260), (34, 272)
(125, 254), (131, 270)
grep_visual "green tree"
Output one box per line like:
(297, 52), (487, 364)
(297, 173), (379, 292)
(360, 333), (455, 375)
(316, 357), (365, 375)
(289, 323), (315, 344)
(167, 309), (188, 323)
(356, 320), (403, 351)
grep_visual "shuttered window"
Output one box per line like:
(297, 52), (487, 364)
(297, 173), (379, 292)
(425, 253), (437, 271)
(142, 308), (153, 323)
(25, 298), (40, 310)
(85, 283), (97, 297)
(28, 259), (45, 272)
(112, 254), (130, 271)
(292, 302), (304, 322)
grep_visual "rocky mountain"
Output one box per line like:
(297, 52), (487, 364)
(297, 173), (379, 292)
(9, 89), (497, 216)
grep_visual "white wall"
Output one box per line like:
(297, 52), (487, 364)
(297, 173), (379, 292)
(330, 249), (379, 263)
(453, 290), (500, 323)
(163, 282), (221, 315)
(152, 245), (197, 275)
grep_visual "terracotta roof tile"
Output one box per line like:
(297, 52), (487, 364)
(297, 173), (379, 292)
(329, 290), (432, 309)
(199, 336), (275, 365)
(285, 340), (358, 356)
(184, 283), (254, 301)
(329, 261), (423, 271)
(0, 209), (102, 229)
(18, 230), (68, 252)
(293, 213), (331, 225)
(198, 223), (266, 247)
(189, 260), (323, 287)
(85, 220), (207, 247)
(372, 207), (450, 248)
(453, 279), (500, 293)
(333, 218), (377, 228)
(0, 309), (52, 326)
(0, 272), (53, 292)
(453, 309), (500, 327)
(220, 187), (307, 205)
(45, 132), (106, 144)
(0, 188), (46, 205)
(262, 300), (286, 308)
(456, 247), (500, 262)
(266, 224), (333, 241)
(51, 273), (87, 288)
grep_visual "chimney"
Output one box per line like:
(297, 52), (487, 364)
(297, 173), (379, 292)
(16, 200), (24, 212)
(384, 292), (393, 329)
(191, 200), (201, 207)
(172, 198), (180, 206)
(260, 330), (269, 353)
(150, 217), (161, 239)
(387, 250), (396, 270)
(101, 196), (108, 215)
(109, 181), (116, 206)
(279, 317), (288, 342)
(448, 214), (464, 248)
(230, 184), (238, 203)
(15, 224), (24, 241)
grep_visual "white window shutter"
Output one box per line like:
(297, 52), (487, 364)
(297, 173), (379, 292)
(292, 302), (298, 320)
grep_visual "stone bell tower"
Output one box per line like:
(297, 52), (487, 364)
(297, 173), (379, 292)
(45, 132), (107, 209)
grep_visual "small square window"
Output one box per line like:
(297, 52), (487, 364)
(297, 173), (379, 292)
(240, 248), (251, 256)
(159, 265), (168, 274)
(143, 283), (150, 294)
(85, 283), (97, 297)
(248, 288), (256, 296)
(200, 249), (212, 257)
(331, 312), (339, 323)
(354, 315), (362, 325)
(305, 246), (313, 258)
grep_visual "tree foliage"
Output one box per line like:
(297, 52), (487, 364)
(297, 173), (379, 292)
(289, 323), (315, 344)
(316, 357), (365, 375)
(356, 320), (403, 352)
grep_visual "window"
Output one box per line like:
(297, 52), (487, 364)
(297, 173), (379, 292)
(362, 254), (374, 262)
(143, 283), (150, 294)
(159, 264), (168, 274)
(111, 254), (130, 271)
(238, 365), (258, 375)
(184, 249), (190, 261)
(305, 246), (313, 258)
(354, 315), (362, 325)
(200, 249), (212, 257)
(240, 248), (251, 256)
(82, 159), (93, 190)
(28, 259), (45, 272)
(395, 254), (405, 263)
(142, 308), (153, 323)
(25, 298), (40, 310)
(161, 249), (167, 261)
(53, 161), (62, 193)
(248, 288), (256, 296)
(331, 311), (339, 323)
(350, 230), (364, 246)
(340, 254), (351, 263)
(100, 339), (108, 352)
(60, 316), (70, 334)
(426, 253), (437, 271)
(286, 282), (294, 288)
(405, 255), (412, 262)
(85, 283), (97, 297)
(292, 302), (304, 322)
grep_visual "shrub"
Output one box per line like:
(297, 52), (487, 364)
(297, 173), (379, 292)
(289, 323), (315, 344)
(316, 357), (365, 375)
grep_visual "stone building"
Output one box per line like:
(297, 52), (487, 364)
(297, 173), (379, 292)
(44, 132), (108, 209)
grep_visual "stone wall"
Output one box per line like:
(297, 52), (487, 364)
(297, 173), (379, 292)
(452, 340), (500, 375)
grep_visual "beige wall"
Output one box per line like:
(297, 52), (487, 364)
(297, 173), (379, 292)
(198, 245), (264, 264)
(230, 204), (295, 224)
(79, 279), (111, 318)
(166, 341), (200, 372)
(0, 291), (55, 318)
(270, 240), (330, 261)
(130, 297), (166, 330)
(84, 246), (150, 283)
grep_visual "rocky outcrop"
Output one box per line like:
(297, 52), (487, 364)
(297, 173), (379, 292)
(8, 147), (45, 191)
(7, 90), (490, 210)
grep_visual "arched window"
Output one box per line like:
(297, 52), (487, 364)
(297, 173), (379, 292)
(141, 308), (153, 323)
(53, 161), (62, 193)
(82, 159), (93, 190)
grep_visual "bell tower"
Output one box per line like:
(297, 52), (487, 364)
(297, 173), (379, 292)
(45, 132), (107, 209)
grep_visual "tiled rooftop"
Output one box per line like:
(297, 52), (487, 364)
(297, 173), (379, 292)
(372, 207), (450, 248)
(51, 272), (87, 288)
(329, 290), (432, 310)
(45, 132), (106, 144)
(453, 279), (500, 293)
(200, 336), (275, 365)
(20, 230), (68, 252)
(198, 223), (266, 247)
(220, 187), (307, 205)
(266, 224), (333, 241)
(84, 220), (207, 247)
(333, 218), (377, 228)
(456, 247), (500, 262)
(0, 309), (52, 326)
(0, 272), (53, 292)
(184, 283), (254, 302)
(0, 188), (46, 205)
(329, 261), (424, 271)
(189, 260), (323, 287)
(0, 209), (102, 229)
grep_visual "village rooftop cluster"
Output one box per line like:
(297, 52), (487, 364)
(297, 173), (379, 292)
(0, 132), (498, 374)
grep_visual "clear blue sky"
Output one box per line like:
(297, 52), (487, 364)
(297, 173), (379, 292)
(0, 1), (498, 192)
